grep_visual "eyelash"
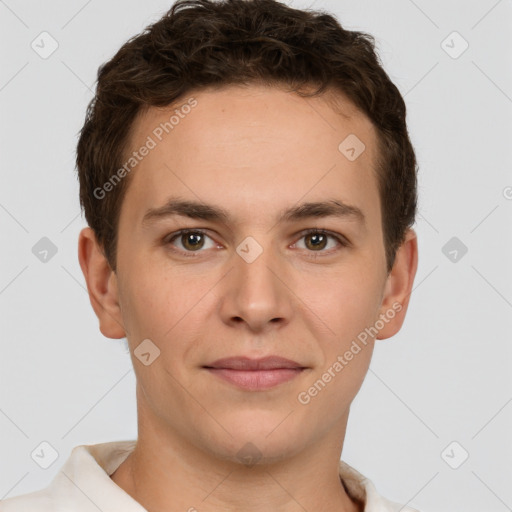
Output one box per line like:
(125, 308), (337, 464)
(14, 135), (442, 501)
(164, 228), (349, 259)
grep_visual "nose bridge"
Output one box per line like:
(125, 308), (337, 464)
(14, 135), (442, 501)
(220, 234), (292, 329)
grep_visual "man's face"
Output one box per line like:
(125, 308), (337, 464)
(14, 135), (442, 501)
(110, 84), (397, 461)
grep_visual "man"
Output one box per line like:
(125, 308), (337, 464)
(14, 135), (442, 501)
(1, 0), (419, 510)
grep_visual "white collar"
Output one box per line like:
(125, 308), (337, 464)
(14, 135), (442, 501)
(1, 440), (419, 512)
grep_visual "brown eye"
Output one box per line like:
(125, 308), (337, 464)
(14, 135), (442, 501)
(294, 229), (347, 255)
(180, 232), (205, 251)
(304, 232), (328, 251)
(166, 229), (216, 254)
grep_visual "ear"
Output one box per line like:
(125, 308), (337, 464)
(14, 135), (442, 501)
(376, 228), (418, 340)
(77, 227), (126, 339)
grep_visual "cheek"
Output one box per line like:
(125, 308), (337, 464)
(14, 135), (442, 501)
(304, 266), (383, 342)
(117, 264), (175, 342)
(303, 275), (379, 408)
(118, 261), (215, 353)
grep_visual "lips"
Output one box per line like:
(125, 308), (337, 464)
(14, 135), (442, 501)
(204, 356), (305, 371)
(203, 356), (307, 390)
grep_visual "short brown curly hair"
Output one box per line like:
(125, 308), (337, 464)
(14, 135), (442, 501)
(76, 0), (417, 274)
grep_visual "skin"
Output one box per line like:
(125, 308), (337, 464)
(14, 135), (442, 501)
(78, 84), (418, 512)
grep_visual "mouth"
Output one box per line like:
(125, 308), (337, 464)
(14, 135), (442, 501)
(203, 356), (308, 391)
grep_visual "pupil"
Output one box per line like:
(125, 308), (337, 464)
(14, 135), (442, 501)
(308, 233), (326, 250)
(184, 233), (203, 250)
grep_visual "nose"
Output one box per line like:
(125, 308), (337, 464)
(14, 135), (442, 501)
(217, 238), (294, 333)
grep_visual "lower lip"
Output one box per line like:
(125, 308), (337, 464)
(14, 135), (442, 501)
(205, 368), (304, 390)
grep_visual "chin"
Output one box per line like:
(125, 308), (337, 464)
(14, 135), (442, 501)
(196, 412), (310, 465)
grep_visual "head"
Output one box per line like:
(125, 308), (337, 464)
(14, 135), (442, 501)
(77, 0), (418, 464)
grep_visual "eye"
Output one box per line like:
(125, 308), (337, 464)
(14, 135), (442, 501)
(165, 229), (217, 256)
(164, 228), (349, 258)
(293, 229), (348, 255)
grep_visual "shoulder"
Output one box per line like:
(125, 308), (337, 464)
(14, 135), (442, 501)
(1, 440), (138, 512)
(0, 489), (55, 511)
(339, 459), (421, 512)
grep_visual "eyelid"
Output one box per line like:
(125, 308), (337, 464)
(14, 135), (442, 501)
(164, 228), (218, 257)
(292, 228), (350, 256)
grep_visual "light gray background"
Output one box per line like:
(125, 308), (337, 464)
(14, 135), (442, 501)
(1, 1), (511, 511)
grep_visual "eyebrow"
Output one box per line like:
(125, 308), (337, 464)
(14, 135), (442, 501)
(141, 197), (366, 228)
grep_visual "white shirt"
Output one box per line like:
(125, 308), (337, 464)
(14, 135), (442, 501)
(0, 440), (420, 511)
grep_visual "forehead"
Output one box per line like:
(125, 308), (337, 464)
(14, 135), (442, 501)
(120, 84), (381, 230)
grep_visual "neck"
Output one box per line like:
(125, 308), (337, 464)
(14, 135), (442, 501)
(110, 390), (363, 512)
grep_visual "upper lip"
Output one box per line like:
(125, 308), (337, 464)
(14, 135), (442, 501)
(204, 356), (305, 371)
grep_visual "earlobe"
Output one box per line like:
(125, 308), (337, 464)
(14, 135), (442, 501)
(376, 228), (419, 340)
(77, 227), (126, 339)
